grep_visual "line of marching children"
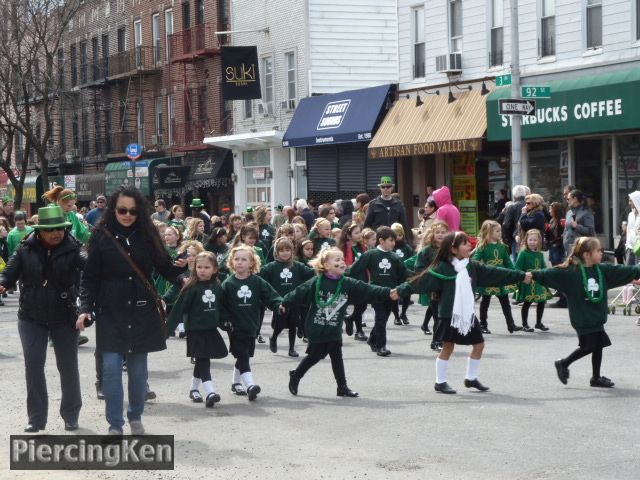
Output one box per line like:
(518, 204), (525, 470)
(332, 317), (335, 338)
(163, 216), (640, 407)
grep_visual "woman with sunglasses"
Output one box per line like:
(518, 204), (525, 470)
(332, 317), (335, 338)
(518, 193), (547, 246)
(0, 205), (86, 432)
(76, 186), (187, 435)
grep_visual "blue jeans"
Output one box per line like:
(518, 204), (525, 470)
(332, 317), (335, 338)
(511, 240), (519, 265)
(103, 351), (147, 432)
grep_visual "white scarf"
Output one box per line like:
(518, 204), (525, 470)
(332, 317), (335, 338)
(450, 258), (476, 336)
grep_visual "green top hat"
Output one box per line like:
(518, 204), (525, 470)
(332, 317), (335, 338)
(276, 204), (284, 211)
(2, 196), (13, 203)
(34, 204), (72, 230)
(378, 176), (395, 187)
(245, 206), (254, 213)
(190, 198), (205, 209)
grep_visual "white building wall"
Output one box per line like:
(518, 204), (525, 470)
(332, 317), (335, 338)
(398, 0), (640, 91)
(308, 0), (399, 94)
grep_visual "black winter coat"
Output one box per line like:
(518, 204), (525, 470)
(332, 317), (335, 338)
(79, 226), (184, 354)
(0, 232), (85, 326)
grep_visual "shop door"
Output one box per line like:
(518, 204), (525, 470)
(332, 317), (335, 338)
(575, 139), (604, 234)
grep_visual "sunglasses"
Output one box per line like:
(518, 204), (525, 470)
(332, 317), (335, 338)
(116, 207), (138, 216)
(41, 227), (65, 232)
(380, 185), (393, 189)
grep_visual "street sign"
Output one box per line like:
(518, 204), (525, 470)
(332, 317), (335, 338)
(521, 85), (551, 98)
(498, 98), (536, 116)
(496, 74), (512, 87)
(126, 143), (143, 160)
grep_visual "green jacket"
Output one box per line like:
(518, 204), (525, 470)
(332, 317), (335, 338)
(283, 275), (391, 344)
(260, 260), (315, 297)
(220, 274), (282, 337)
(66, 211), (91, 244)
(167, 280), (222, 332)
(7, 226), (34, 256)
(347, 247), (407, 289)
(397, 260), (525, 320)
(533, 264), (640, 335)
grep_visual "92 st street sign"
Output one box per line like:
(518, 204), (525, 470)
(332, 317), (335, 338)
(498, 98), (536, 116)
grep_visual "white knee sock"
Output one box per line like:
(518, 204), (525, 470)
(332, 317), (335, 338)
(465, 358), (481, 380)
(232, 368), (241, 385)
(190, 377), (201, 390)
(202, 380), (215, 395)
(241, 371), (255, 388)
(436, 358), (448, 384)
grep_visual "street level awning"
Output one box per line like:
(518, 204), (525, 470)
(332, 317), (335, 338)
(72, 173), (106, 201)
(282, 84), (395, 148)
(368, 90), (487, 159)
(105, 158), (170, 196)
(204, 130), (283, 149)
(487, 68), (640, 141)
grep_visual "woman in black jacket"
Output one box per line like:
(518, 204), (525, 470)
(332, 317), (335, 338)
(518, 193), (547, 244)
(77, 187), (186, 435)
(0, 205), (85, 432)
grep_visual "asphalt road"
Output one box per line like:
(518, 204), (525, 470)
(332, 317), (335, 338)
(1, 291), (638, 479)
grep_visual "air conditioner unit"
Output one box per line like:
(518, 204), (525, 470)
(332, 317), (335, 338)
(151, 135), (158, 145)
(281, 99), (296, 111)
(435, 53), (462, 74)
(257, 101), (264, 114)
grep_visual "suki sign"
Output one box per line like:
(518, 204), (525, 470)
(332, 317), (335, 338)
(487, 71), (640, 141)
(317, 100), (351, 130)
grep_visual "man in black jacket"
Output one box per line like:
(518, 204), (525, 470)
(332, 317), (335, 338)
(0, 205), (85, 432)
(499, 184), (530, 264)
(364, 176), (410, 240)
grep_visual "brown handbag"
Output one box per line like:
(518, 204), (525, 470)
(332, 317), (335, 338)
(100, 227), (167, 336)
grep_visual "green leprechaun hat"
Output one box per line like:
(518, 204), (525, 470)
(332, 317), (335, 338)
(190, 198), (205, 208)
(34, 204), (72, 229)
(378, 176), (395, 187)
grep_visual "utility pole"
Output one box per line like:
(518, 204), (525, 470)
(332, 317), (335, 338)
(510, 0), (522, 187)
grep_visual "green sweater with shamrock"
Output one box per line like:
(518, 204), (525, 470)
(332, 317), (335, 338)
(347, 247), (407, 289)
(283, 275), (391, 344)
(220, 274), (282, 337)
(396, 260), (525, 320)
(393, 242), (414, 261)
(260, 260), (315, 297)
(167, 280), (222, 332)
(258, 223), (276, 251)
(471, 243), (517, 296)
(532, 264), (640, 335)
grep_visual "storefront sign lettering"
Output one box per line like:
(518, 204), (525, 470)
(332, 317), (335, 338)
(369, 138), (482, 159)
(500, 99), (623, 128)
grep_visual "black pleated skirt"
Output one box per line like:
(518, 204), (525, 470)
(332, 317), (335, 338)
(186, 329), (228, 359)
(436, 316), (484, 345)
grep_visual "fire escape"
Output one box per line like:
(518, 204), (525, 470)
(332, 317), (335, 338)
(167, 21), (224, 151)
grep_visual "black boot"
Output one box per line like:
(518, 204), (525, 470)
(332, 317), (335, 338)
(336, 384), (358, 397)
(289, 370), (300, 395)
(96, 381), (105, 400)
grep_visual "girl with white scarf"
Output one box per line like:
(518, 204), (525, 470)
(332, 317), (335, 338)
(394, 232), (532, 394)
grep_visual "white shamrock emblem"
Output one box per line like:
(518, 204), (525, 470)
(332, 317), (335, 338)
(201, 289), (216, 308)
(587, 278), (599, 293)
(379, 258), (391, 273)
(280, 268), (293, 283)
(395, 249), (404, 258)
(237, 285), (253, 303)
(261, 229), (270, 239)
(320, 241), (330, 251)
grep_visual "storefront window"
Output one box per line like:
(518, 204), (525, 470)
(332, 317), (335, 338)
(243, 149), (271, 206)
(617, 134), (640, 232)
(528, 140), (567, 204)
(575, 138), (603, 233)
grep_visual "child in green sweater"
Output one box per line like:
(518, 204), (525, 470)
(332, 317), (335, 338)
(390, 223), (414, 326)
(167, 252), (228, 407)
(261, 238), (314, 357)
(532, 237), (640, 388)
(514, 229), (553, 332)
(348, 226), (407, 357)
(283, 247), (394, 397)
(220, 245), (282, 400)
(395, 231), (530, 394)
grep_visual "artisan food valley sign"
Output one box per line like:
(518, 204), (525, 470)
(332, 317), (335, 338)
(487, 74), (640, 141)
(369, 138), (482, 159)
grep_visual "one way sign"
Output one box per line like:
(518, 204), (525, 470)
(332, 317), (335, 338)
(498, 98), (536, 116)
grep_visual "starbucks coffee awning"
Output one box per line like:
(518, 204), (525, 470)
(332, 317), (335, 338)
(368, 90), (487, 159)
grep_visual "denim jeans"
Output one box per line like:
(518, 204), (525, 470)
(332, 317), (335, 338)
(102, 351), (147, 432)
(511, 240), (520, 265)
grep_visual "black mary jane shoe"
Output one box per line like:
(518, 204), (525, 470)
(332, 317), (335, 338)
(64, 421), (79, 431)
(24, 424), (43, 433)
(247, 385), (261, 401)
(353, 332), (368, 341)
(288, 350), (299, 358)
(434, 382), (456, 394)
(590, 376), (615, 388)
(522, 325), (534, 333)
(554, 359), (569, 385)
(464, 378), (490, 391)
(205, 392), (221, 408)
(393, 318), (402, 326)
(189, 389), (203, 403)
(535, 323), (549, 331)
(507, 324), (523, 334)
(336, 385), (359, 397)
(376, 347), (391, 357)
(481, 327), (492, 334)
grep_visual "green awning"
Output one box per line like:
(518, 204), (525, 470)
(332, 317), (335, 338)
(105, 158), (170, 196)
(487, 69), (640, 141)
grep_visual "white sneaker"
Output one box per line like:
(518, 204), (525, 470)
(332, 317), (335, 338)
(130, 420), (145, 435)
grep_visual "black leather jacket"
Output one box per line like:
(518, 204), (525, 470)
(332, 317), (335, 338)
(0, 232), (85, 326)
